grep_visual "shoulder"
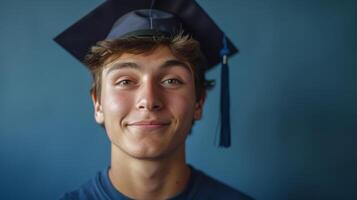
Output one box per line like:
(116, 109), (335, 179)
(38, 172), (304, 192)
(58, 170), (109, 200)
(58, 179), (97, 200)
(191, 168), (253, 200)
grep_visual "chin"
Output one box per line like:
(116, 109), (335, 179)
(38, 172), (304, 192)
(122, 141), (181, 160)
(121, 142), (164, 158)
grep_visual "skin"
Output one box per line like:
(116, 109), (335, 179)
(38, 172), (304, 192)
(92, 46), (205, 200)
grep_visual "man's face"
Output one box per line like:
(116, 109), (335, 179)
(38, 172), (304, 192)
(92, 46), (204, 160)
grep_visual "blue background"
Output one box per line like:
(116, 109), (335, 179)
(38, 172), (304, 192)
(1, 0), (356, 199)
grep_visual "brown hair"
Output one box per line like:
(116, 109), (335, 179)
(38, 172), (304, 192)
(84, 33), (210, 101)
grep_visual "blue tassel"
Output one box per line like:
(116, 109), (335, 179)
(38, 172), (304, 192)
(219, 35), (231, 148)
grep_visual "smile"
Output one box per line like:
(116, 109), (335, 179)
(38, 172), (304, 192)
(126, 120), (170, 131)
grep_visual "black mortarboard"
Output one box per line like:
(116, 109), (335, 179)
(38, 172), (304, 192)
(54, 0), (238, 148)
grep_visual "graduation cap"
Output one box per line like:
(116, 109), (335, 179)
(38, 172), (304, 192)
(54, 0), (238, 148)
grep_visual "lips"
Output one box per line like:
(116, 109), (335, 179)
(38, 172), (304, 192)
(126, 120), (170, 131)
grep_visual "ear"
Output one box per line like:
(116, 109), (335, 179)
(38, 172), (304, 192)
(194, 91), (206, 120)
(91, 91), (104, 124)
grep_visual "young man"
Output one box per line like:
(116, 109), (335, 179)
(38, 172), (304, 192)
(55, 0), (252, 199)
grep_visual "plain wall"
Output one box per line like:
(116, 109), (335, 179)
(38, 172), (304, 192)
(0, 0), (356, 199)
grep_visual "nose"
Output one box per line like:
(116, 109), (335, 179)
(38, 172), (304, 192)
(135, 80), (163, 112)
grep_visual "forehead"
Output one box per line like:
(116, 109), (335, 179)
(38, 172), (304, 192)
(103, 46), (194, 74)
(114, 45), (175, 62)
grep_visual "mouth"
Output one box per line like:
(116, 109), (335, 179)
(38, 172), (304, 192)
(126, 120), (170, 131)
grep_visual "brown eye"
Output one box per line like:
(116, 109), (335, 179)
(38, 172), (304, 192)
(162, 78), (183, 88)
(116, 79), (133, 87)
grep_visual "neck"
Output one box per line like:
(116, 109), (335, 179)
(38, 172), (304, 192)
(109, 144), (191, 200)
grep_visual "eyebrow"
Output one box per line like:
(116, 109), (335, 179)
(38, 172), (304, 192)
(160, 60), (191, 72)
(105, 59), (192, 76)
(105, 62), (139, 75)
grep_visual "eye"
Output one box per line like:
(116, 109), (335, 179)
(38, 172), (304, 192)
(161, 78), (183, 88)
(115, 79), (134, 87)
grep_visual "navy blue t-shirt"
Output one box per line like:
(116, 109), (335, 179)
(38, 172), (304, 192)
(60, 166), (253, 200)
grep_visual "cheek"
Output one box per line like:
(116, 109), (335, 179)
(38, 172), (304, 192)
(103, 91), (133, 117)
(168, 93), (196, 119)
